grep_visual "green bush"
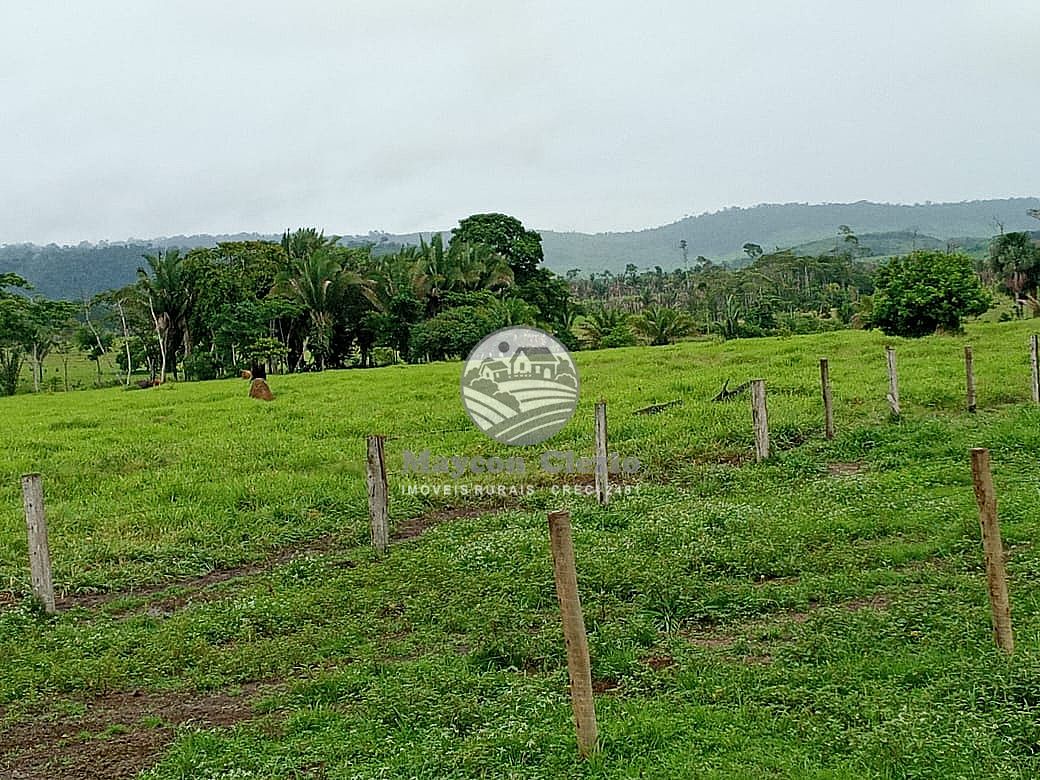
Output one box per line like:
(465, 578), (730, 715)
(872, 250), (990, 337)
(182, 351), (219, 381)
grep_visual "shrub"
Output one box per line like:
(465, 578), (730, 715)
(183, 351), (219, 381)
(872, 250), (990, 337)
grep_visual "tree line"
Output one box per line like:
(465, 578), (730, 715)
(0, 213), (1037, 396)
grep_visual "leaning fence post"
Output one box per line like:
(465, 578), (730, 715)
(366, 435), (389, 555)
(1030, 335), (1039, 404)
(594, 400), (609, 506)
(885, 346), (901, 416)
(547, 509), (598, 758)
(750, 379), (769, 461)
(964, 345), (977, 413)
(820, 358), (834, 440)
(970, 448), (1013, 654)
(21, 474), (56, 614)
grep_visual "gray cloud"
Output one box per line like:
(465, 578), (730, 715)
(1, 0), (1037, 243)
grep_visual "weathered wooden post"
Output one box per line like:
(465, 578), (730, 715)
(970, 448), (1013, 654)
(366, 435), (389, 555)
(885, 346), (901, 416)
(750, 379), (769, 461)
(1030, 335), (1039, 404)
(20, 474), (56, 614)
(547, 509), (598, 757)
(594, 400), (609, 506)
(820, 358), (834, 440)
(964, 345), (976, 413)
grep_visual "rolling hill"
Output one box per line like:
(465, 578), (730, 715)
(2, 198), (1037, 298)
(538, 198), (1040, 272)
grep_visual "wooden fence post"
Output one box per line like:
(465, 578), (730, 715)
(820, 358), (834, 440)
(547, 509), (598, 758)
(970, 448), (1013, 654)
(594, 400), (609, 506)
(885, 346), (901, 416)
(366, 435), (389, 555)
(964, 346), (976, 413)
(1030, 335), (1039, 404)
(20, 474), (56, 614)
(750, 379), (769, 461)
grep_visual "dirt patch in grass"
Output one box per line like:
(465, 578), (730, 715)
(0, 684), (266, 780)
(75, 536), (351, 616)
(684, 595), (890, 651)
(845, 594), (891, 611)
(741, 654), (773, 665)
(692, 451), (751, 467)
(138, 555), (362, 618)
(391, 499), (516, 541)
(2, 533), (349, 616)
(751, 574), (801, 588)
(643, 654), (675, 671)
(827, 461), (868, 476)
(686, 634), (736, 650)
(2, 498), (520, 614)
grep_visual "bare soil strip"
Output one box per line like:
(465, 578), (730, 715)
(1, 499), (516, 614)
(0, 684), (267, 780)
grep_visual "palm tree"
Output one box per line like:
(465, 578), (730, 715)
(410, 234), (514, 315)
(367, 250), (417, 311)
(410, 234), (465, 316)
(559, 299), (582, 335)
(581, 306), (632, 349)
(281, 228), (339, 266)
(632, 305), (696, 346)
(711, 294), (743, 339)
(138, 249), (190, 382)
(273, 248), (362, 371)
(452, 242), (513, 292)
(489, 297), (539, 326)
(364, 250), (424, 362)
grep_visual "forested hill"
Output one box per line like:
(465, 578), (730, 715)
(3, 199), (1037, 298)
(0, 234), (276, 301)
(539, 198), (1040, 272)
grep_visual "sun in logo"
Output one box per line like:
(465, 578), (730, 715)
(460, 326), (580, 445)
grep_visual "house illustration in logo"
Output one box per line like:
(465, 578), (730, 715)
(510, 346), (559, 379)
(478, 358), (510, 382)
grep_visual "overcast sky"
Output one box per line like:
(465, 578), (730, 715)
(1, 1), (1037, 244)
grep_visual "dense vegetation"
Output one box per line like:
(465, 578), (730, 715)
(1, 210), (1038, 396)
(4, 322), (1040, 776)
(0, 215), (576, 389)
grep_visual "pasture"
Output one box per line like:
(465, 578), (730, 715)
(3, 321), (1040, 778)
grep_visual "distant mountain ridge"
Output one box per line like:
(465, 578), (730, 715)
(2, 198), (1037, 298)
(538, 198), (1040, 272)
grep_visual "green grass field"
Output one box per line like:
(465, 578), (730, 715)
(16, 352), (128, 395)
(4, 322), (1040, 778)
